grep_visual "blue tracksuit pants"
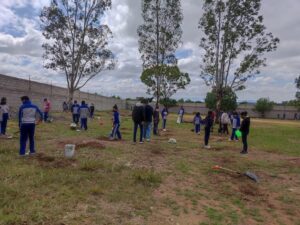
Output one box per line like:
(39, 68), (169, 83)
(20, 123), (36, 155)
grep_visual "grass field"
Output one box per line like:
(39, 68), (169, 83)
(0, 111), (299, 225)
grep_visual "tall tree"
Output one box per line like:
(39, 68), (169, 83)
(296, 75), (300, 99)
(199, 0), (279, 113)
(40, 0), (115, 101)
(141, 65), (190, 102)
(138, 0), (184, 103)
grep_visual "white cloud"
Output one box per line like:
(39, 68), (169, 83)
(0, 0), (300, 102)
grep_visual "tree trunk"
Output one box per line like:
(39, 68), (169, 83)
(68, 88), (75, 104)
(215, 89), (222, 124)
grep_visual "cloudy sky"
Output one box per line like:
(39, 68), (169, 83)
(0, 0), (299, 102)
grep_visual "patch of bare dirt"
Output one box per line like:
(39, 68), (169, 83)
(33, 153), (77, 168)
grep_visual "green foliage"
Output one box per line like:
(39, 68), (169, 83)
(199, 0), (279, 111)
(205, 88), (237, 111)
(255, 98), (274, 117)
(282, 100), (300, 111)
(138, 0), (184, 102)
(40, 0), (115, 100)
(159, 98), (177, 108)
(141, 65), (190, 100)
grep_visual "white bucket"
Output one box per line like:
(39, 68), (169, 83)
(64, 144), (75, 158)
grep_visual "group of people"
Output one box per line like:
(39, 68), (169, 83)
(1, 95), (251, 156)
(131, 100), (166, 143)
(191, 110), (250, 154)
(70, 100), (95, 129)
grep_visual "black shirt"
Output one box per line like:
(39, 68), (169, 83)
(144, 105), (154, 122)
(240, 117), (250, 135)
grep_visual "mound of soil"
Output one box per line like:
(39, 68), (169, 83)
(76, 141), (106, 150)
(57, 139), (106, 150)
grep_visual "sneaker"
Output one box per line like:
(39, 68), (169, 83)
(228, 138), (232, 141)
(139, 141), (144, 144)
(146, 139), (150, 142)
(163, 129), (166, 132)
(240, 151), (248, 155)
(204, 145), (211, 149)
(29, 152), (36, 156)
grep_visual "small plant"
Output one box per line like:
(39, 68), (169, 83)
(133, 169), (162, 187)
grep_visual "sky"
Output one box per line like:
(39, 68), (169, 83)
(0, 0), (300, 103)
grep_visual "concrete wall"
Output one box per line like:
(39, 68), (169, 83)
(126, 101), (300, 120)
(0, 74), (126, 114)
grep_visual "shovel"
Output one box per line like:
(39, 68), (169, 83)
(213, 165), (259, 183)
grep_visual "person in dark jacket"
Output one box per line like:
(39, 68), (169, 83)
(143, 101), (153, 141)
(153, 105), (160, 135)
(110, 105), (122, 140)
(203, 111), (213, 149)
(18, 96), (43, 156)
(71, 100), (80, 124)
(89, 103), (95, 118)
(132, 102), (145, 143)
(240, 111), (250, 154)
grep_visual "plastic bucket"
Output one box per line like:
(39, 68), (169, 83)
(64, 144), (75, 158)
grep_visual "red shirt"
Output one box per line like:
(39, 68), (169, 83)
(44, 101), (51, 112)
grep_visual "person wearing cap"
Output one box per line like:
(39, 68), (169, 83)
(79, 101), (89, 130)
(240, 111), (251, 154)
(110, 105), (122, 140)
(18, 96), (43, 156)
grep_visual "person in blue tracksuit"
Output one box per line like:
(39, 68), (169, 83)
(0, 97), (9, 135)
(71, 100), (80, 124)
(193, 112), (202, 135)
(161, 107), (168, 131)
(18, 96), (43, 156)
(230, 111), (241, 141)
(79, 101), (89, 130)
(110, 105), (122, 140)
